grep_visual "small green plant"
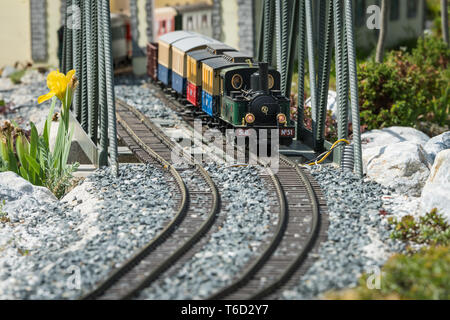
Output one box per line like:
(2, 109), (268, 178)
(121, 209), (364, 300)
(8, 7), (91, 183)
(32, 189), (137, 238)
(17, 248), (30, 256)
(388, 208), (450, 248)
(1, 101), (78, 198)
(326, 246), (450, 300)
(0, 69), (79, 198)
(8, 70), (26, 85)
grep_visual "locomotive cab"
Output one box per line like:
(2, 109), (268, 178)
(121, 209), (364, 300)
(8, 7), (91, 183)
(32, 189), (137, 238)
(219, 63), (295, 145)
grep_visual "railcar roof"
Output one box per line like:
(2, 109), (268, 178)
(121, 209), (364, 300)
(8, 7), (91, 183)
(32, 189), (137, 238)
(222, 51), (254, 63)
(206, 43), (237, 55)
(172, 36), (218, 52)
(158, 31), (196, 44)
(201, 57), (233, 70)
(187, 49), (217, 61)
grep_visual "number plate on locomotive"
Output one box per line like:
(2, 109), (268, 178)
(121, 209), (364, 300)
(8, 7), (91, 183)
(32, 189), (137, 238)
(279, 128), (295, 137)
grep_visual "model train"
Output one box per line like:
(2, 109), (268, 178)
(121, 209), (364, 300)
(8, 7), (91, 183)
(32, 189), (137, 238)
(147, 31), (295, 145)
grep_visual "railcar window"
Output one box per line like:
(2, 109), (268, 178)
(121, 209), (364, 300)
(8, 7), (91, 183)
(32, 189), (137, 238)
(355, 0), (366, 27)
(187, 16), (194, 30)
(390, 0), (400, 21)
(202, 14), (208, 27)
(407, 0), (418, 18)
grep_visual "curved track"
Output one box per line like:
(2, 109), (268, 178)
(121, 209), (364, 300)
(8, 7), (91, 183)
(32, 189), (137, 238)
(142, 81), (328, 299)
(83, 101), (219, 299)
(85, 92), (327, 300)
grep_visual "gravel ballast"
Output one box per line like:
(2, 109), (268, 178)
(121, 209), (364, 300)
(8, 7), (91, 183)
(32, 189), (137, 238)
(281, 164), (405, 299)
(0, 164), (177, 299)
(115, 78), (180, 121)
(0, 70), (51, 129)
(138, 164), (278, 300)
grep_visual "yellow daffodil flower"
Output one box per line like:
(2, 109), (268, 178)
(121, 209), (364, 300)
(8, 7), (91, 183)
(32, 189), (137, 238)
(38, 69), (77, 104)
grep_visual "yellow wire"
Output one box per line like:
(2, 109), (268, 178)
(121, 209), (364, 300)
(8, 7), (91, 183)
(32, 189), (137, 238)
(305, 139), (350, 166)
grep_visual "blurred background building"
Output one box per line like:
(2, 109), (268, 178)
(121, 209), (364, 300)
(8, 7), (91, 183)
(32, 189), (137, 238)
(0, 0), (426, 68)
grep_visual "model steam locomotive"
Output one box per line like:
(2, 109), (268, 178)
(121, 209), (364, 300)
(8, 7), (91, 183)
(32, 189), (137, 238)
(147, 31), (295, 145)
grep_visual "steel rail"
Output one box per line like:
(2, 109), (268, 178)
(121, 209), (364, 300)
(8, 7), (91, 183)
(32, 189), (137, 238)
(250, 155), (320, 299)
(83, 100), (220, 300)
(207, 166), (287, 300)
(82, 111), (189, 299)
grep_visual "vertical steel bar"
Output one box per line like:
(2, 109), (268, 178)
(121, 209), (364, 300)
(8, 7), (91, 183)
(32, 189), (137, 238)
(305, 0), (318, 147)
(275, 0), (283, 72)
(280, 0), (289, 95)
(286, 0), (299, 98)
(98, 0), (108, 167)
(296, 0), (307, 139)
(102, 0), (119, 175)
(80, 0), (88, 132)
(262, 0), (275, 64)
(65, 0), (73, 73)
(88, 0), (99, 145)
(334, 0), (349, 160)
(344, 0), (363, 177)
(61, 1), (68, 72)
(315, 0), (334, 151)
(72, 0), (82, 120)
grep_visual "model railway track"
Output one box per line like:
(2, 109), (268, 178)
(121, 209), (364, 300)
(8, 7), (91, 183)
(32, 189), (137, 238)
(85, 96), (326, 300)
(83, 100), (220, 300)
(205, 156), (322, 299)
(141, 82), (329, 299)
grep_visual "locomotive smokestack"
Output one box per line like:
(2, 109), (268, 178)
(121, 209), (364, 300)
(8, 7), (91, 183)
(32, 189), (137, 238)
(259, 62), (269, 94)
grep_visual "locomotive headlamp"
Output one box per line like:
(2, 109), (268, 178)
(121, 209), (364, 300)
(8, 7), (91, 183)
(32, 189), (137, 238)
(245, 113), (255, 124)
(277, 113), (287, 124)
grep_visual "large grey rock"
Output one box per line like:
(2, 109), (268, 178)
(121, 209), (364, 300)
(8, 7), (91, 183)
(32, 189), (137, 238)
(361, 126), (430, 150)
(0, 171), (57, 219)
(423, 131), (450, 164)
(420, 149), (450, 222)
(365, 141), (430, 196)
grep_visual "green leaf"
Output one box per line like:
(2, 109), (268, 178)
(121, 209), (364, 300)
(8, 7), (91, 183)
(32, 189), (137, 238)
(25, 154), (42, 177)
(61, 125), (74, 168)
(7, 149), (18, 174)
(43, 97), (57, 149)
(15, 135), (27, 171)
(19, 166), (29, 181)
(30, 123), (39, 159)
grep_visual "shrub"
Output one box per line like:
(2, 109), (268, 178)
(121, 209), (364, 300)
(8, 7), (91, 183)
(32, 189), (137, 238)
(358, 36), (449, 136)
(388, 208), (450, 249)
(326, 245), (450, 300)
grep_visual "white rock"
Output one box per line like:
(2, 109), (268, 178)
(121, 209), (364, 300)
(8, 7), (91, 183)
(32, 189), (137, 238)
(361, 126), (430, 150)
(0, 78), (14, 91)
(0, 171), (57, 218)
(365, 141), (430, 196)
(423, 131), (450, 164)
(20, 70), (46, 85)
(420, 149), (450, 222)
